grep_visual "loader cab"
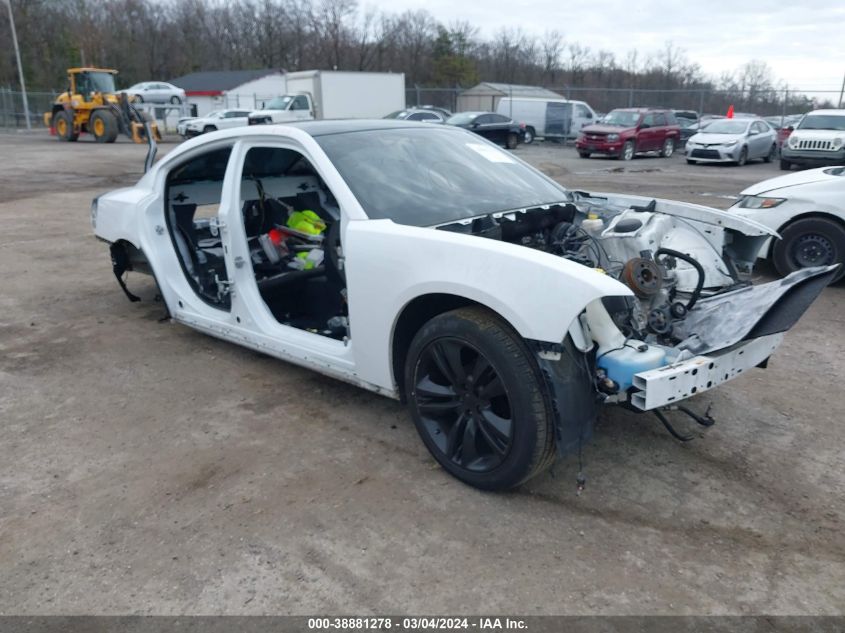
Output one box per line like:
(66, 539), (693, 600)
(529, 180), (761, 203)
(68, 68), (118, 100)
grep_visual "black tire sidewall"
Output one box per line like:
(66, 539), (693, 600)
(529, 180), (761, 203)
(404, 308), (551, 490)
(772, 217), (845, 281)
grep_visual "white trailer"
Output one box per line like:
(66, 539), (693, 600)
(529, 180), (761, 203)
(248, 70), (405, 125)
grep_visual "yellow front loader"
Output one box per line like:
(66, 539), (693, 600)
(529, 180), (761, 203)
(44, 67), (161, 144)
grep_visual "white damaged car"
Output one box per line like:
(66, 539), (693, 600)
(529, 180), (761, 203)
(91, 121), (836, 490)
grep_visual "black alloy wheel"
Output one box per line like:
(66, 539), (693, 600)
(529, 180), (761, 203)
(413, 337), (513, 473)
(404, 307), (557, 490)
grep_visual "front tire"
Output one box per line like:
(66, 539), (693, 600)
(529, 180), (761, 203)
(660, 138), (675, 157)
(405, 307), (556, 490)
(621, 140), (635, 161)
(736, 146), (748, 166)
(686, 159), (697, 165)
(578, 151), (591, 158)
(772, 217), (845, 282)
(506, 132), (519, 150)
(780, 158), (792, 171)
(90, 109), (118, 143)
(202, 125), (217, 134)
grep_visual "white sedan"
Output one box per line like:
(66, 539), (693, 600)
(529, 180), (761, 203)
(125, 81), (186, 104)
(91, 121), (835, 490)
(686, 118), (778, 166)
(177, 109), (252, 138)
(731, 166), (845, 282)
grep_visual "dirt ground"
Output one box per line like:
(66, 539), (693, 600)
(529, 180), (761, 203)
(0, 131), (843, 615)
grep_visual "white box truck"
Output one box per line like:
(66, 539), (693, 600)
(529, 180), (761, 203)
(248, 70), (405, 125)
(496, 97), (597, 143)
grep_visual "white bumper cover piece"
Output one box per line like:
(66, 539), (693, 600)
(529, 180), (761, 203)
(630, 333), (784, 411)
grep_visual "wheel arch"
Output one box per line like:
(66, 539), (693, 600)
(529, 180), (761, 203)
(390, 293), (521, 401)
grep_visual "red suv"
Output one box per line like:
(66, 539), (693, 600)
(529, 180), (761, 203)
(576, 108), (681, 160)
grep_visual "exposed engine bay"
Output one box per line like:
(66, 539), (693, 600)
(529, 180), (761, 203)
(438, 190), (836, 400)
(438, 192), (764, 350)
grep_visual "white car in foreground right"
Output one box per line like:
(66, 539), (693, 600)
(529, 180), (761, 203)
(731, 166), (845, 282)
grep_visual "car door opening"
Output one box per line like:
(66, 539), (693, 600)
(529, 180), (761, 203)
(239, 146), (347, 340)
(165, 146), (234, 310)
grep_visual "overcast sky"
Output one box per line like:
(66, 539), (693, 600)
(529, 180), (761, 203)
(371, 0), (845, 93)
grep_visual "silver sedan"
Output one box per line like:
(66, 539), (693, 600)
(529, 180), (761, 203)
(125, 81), (186, 104)
(685, 118), (778, 166)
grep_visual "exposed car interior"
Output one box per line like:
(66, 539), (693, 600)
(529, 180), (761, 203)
(238, 147), (346, 339)
(164, 145), (346, 339)
(165, 146), (234, 309)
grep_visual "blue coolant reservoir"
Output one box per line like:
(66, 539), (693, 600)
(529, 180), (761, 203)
(598, 343), (666, 392)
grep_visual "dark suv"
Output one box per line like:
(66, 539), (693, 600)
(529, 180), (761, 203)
(576, 108), (681, 160)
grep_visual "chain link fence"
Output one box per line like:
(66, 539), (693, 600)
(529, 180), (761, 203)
(4, 85), (842, 131)
(406, 85), (843, 118)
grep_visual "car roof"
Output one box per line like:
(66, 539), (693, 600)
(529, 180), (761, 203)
(290, 119), (449, 136)
(153, 120), (464, 173)
(807, 109), (845, 116)
(611, 107), (669, 113)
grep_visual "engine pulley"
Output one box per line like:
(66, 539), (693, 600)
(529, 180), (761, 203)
(621, 257), (663, 297)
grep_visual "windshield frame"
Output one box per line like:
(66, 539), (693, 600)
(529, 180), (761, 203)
(264, 96), (293, 111)
(446, 112), (481, 126)
(599, 110), (642, 128)
(76, 71), (116, 94)
(315, 127), (569, 227)
(797, 114), (845, 131)
(699, 120), (749, 135)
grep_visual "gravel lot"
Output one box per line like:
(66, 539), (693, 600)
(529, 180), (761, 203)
(0, 131), (843, 615)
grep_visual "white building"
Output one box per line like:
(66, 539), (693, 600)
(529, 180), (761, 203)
(170, 69), (286, 117)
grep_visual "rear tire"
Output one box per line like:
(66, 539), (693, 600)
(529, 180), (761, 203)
(90, 109), (118, 143)
(763, 144), (776, 163)
(523, 127), (535, 144)
(170, 96), (181, 105)
(772, 217), (845, 282)
(404, 307), (556, 490)
(660, 138), (675, 157)
(506, 132), (519, 150)
(780, 159), (792, 171)
(54, 110), (78, 142)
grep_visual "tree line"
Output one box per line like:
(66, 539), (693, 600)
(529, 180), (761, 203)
(0, 0), (824, 114)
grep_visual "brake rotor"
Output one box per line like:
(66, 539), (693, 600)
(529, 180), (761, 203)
(622, 257), (663, 297)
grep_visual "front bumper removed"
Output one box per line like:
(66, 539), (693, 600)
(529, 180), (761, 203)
(630, 333), (782, 410)
(629, 264), (838, 411)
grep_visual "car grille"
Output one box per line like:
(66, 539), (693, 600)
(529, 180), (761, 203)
(690, 149), (721, 159)
(584, 133), (606, 140)
(793, 138), (834, 151)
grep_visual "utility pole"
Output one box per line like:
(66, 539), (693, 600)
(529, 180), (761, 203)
(839, 71), (845, 109)
(3, 0), (30, 130)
